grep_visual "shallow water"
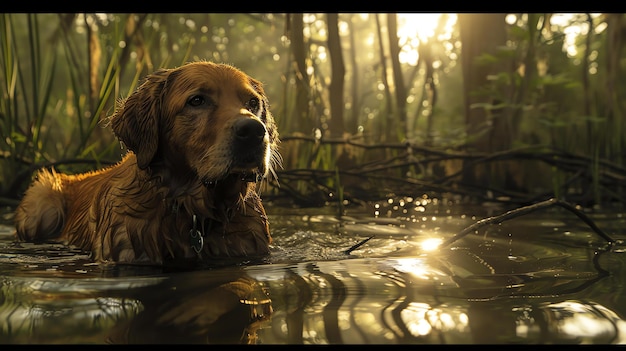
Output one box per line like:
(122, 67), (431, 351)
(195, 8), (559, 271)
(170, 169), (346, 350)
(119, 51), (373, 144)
(1, 197), (625, 344)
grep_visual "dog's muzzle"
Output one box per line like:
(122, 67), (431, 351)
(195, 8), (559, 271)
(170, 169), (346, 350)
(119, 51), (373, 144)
(231, 118), (269, 178)
(201, 118), (270, 187)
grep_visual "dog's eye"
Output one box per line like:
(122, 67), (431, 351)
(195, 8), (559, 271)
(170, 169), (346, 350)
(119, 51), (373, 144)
(246, 97), (260, 113)
(188, 95), (209, 107)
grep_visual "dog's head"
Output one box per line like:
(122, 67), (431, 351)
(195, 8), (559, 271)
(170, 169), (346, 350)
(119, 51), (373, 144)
(109, 61), (280, 187)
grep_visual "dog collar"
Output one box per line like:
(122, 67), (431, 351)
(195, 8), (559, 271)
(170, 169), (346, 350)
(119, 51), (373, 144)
(189, 214), (209, 254)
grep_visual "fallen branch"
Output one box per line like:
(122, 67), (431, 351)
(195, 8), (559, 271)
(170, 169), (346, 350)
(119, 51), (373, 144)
(343, 235), (375, 255)
(439, 198), (616, 249)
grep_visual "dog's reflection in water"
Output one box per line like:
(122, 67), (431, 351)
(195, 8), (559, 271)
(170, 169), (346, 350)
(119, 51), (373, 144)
(106, 269), (272, 344)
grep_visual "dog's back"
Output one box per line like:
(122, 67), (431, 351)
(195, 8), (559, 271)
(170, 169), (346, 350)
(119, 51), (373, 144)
(15, 168), (67, 243)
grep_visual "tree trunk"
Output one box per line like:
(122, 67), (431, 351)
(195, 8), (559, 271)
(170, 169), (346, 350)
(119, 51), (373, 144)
(374, 14), (394, 142)
(605, 13), (624, 160)
(288, 13), (313, 134)
(386, 13), (407, 141)
(347, 15), (360, 134)
(326, 13), (346, 138)
(458, 13), (513, 189)
(603, 13), (625, 202)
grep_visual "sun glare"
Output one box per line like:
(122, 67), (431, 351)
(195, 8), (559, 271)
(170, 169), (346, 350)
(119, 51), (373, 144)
(396, 14), (457, 66)
(398, 14), (446, 41)
(420, 238), (443, 252)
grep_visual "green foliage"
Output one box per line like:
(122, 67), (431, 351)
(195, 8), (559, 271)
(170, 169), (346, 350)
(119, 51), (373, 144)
(0, 13), (624, 207)
(1, 14), (58, 196)
(465, 14), (624, 204)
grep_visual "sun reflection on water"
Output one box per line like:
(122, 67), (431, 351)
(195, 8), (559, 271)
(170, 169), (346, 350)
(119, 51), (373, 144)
(401, 303), (470, 337)
(420, 238), (443, 252)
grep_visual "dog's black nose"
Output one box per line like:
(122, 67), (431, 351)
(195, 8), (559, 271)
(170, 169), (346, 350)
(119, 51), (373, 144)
(234, 118), (266, 146)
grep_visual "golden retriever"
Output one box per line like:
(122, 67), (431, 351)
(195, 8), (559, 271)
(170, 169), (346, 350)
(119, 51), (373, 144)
(14, 61), (280, 265)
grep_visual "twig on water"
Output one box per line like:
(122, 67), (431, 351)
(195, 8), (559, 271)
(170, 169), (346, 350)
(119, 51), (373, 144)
(344, 235), (375, 255)
(439, 198), (616, 249)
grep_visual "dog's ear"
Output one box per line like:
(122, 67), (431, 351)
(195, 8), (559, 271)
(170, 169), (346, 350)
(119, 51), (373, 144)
(109, 68), (170, 169)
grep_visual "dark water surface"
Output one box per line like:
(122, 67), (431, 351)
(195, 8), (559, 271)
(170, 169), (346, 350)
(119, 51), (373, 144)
(1, 197), (625, 344)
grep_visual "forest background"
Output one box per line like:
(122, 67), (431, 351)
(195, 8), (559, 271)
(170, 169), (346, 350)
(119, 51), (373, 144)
(1, 13), (625, 211)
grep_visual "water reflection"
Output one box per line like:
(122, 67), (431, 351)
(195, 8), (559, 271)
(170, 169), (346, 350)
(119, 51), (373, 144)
(247, 256), (626, 344)
(281, 258), (621, 343)
(105, 271), (272, 344)
(0, 269), (272, 344)
(0, 203), (625, 344)
(0, 247), (624, 344)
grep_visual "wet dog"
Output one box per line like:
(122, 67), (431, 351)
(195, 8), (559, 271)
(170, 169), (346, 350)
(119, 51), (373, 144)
(14, 61), (281, 265)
